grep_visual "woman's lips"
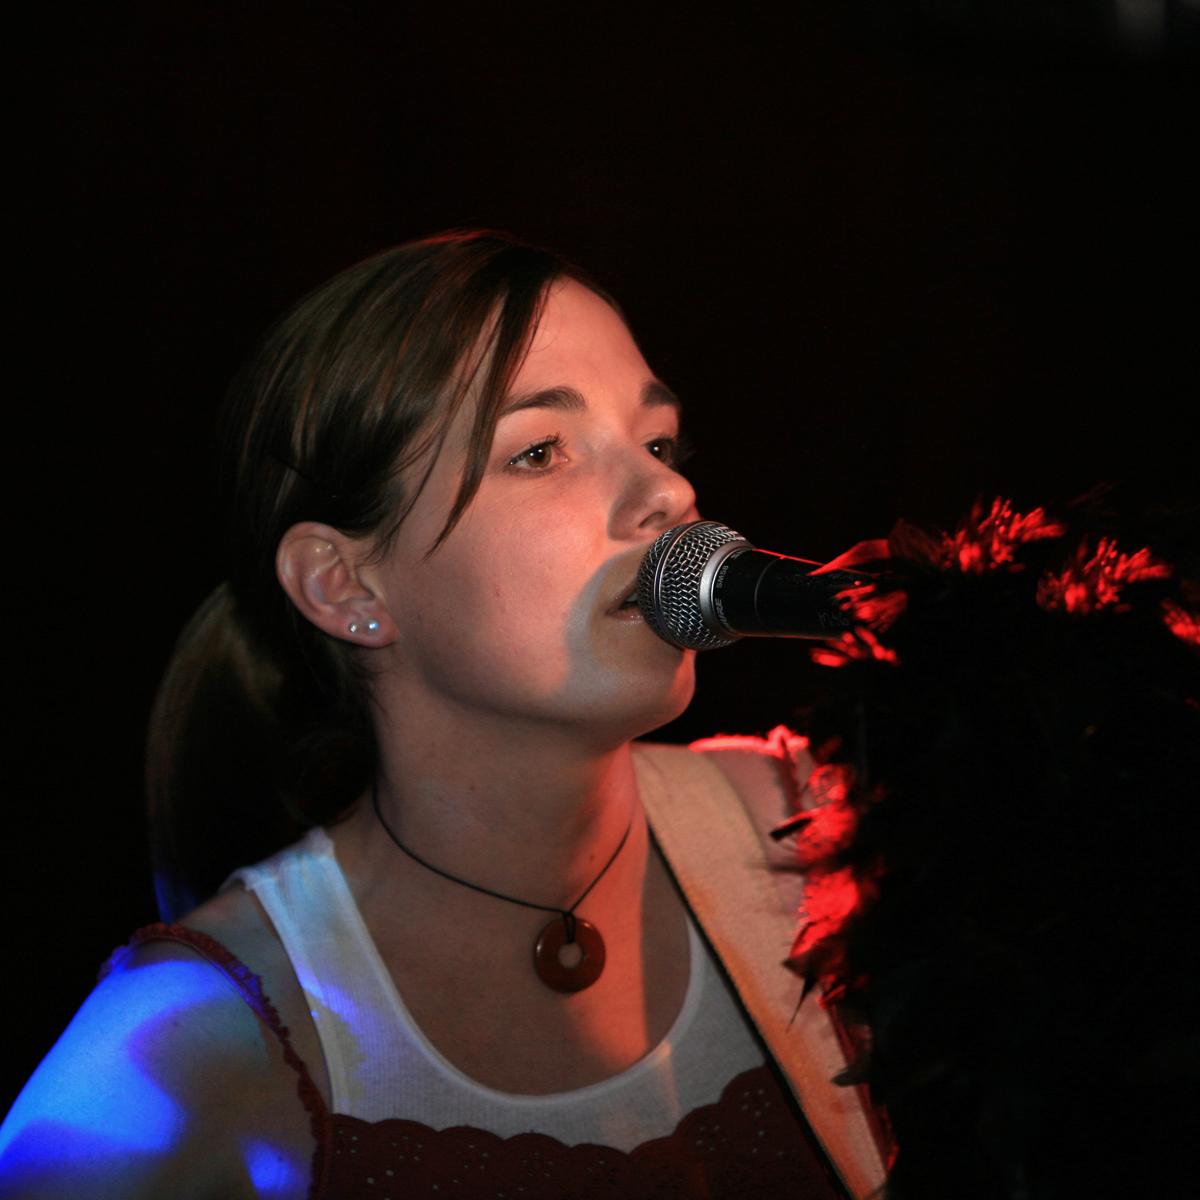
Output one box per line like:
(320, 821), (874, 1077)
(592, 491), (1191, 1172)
(607, 580), (643, 618)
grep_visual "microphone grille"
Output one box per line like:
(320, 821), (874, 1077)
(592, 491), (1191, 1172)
(637, 520), (749, 650)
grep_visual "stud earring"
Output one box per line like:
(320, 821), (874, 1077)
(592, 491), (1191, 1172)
(348, 623), (359, 634)
(367, 620), (379, 632)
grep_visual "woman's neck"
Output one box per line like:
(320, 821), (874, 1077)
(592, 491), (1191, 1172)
(331, 694), (646, 914)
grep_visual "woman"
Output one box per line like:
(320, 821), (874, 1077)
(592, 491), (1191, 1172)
(0, 233), (885, 1199)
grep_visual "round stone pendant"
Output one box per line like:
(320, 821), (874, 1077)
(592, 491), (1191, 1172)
(533, 917), (606, 993)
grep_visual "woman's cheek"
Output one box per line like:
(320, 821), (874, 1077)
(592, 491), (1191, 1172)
(407, 586), (578, 705)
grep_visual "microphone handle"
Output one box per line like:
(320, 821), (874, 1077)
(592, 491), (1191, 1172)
(710, 549), (872, 638)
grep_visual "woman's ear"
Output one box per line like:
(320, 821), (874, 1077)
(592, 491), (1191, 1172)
(276, 522), (396, 646)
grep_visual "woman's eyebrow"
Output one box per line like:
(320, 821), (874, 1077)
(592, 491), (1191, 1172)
(500, 386), (587, 417)
(499, 380), (680, 418)
(642, 380), (681, 412)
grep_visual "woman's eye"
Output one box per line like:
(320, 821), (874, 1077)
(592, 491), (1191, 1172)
(508, 438), (562, 470)
(646, 435), (693, 468)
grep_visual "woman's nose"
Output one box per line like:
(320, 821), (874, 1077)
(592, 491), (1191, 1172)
(612, 452), (698, 541)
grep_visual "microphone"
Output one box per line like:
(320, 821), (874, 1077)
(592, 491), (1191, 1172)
(635, 520), (873, 651)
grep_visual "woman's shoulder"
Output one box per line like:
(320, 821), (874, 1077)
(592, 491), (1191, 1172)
(174, 884), (294, 1003)
(0, 905), (313, 1197)
(635, 728), (811, 944)
(0, 890), (318, 1198)
(638, 726), (812, 839)
(174, 883), (332, 1107)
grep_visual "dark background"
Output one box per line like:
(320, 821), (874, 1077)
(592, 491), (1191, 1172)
(7, 2), (1198, 1112)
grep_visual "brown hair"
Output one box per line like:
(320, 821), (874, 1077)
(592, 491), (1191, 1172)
(147, 231), (598, 920)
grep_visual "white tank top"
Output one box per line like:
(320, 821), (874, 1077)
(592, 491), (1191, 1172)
(226, 827), (764, 1151)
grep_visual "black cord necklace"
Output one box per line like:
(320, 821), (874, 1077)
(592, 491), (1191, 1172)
(372, 783), (633, 994)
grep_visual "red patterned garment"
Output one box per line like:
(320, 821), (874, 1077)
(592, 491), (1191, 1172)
(106, 924), (846, 1199)
(318, 1063), (833, 1198)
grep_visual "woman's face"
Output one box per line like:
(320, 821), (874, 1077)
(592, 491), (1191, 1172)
(371, 278), (700, 741)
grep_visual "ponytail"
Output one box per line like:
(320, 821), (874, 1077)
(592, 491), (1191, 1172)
(146, 583), (374, 920)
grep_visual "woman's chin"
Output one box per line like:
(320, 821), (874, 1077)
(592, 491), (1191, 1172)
(609, 660), (696, 742)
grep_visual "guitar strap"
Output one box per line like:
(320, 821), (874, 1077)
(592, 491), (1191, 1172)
(633, 741), (887, 1200)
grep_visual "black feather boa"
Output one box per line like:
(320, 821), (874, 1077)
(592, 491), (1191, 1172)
(786, 495), (1200, 1199)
